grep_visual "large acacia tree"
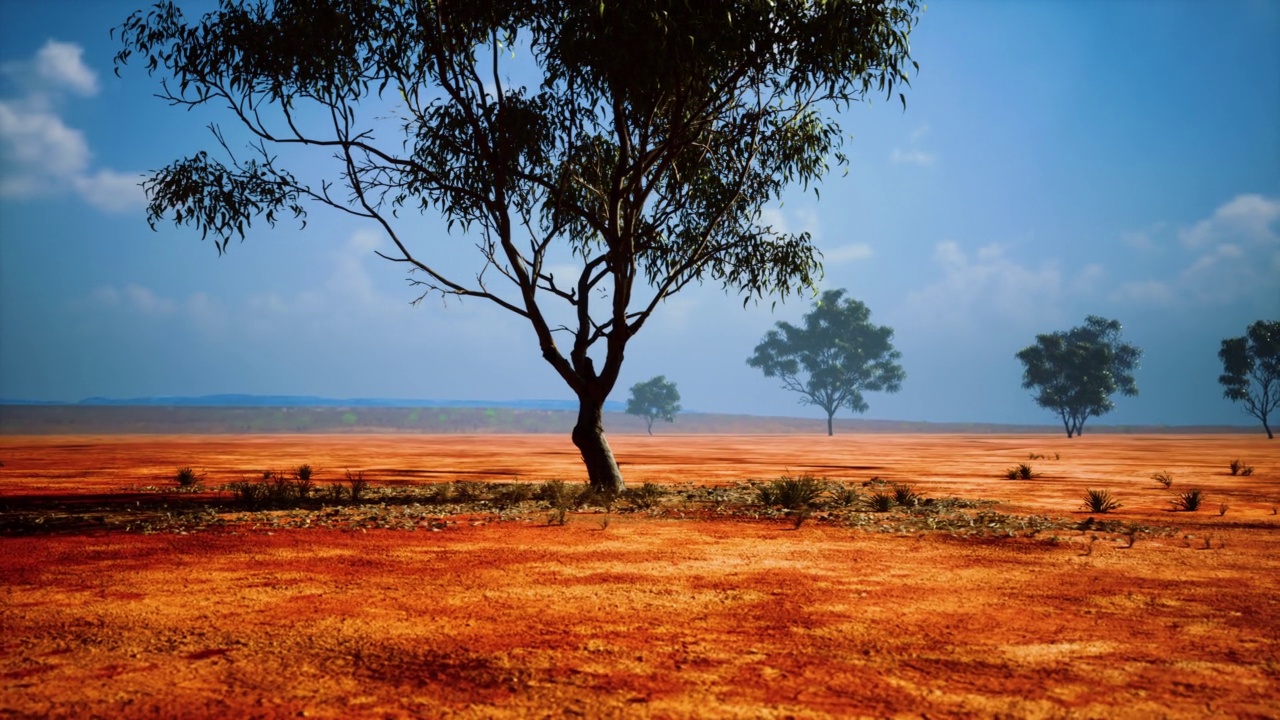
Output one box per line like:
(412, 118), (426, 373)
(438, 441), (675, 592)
(748, 289), (904, 436)
(114, 0), (921, 491)
(1015, 316), (1142, 438)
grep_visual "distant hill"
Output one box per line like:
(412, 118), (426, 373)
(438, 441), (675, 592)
(0, 403), (1257, 435)
(1, 395), (625, 412)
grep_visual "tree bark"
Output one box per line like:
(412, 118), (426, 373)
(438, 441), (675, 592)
(572, 396), (625, 493)
(1263, 417), (1273, 439)
(826, 412), (834, 437)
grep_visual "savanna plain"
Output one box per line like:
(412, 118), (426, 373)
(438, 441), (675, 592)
(1, 433), (1277, 718)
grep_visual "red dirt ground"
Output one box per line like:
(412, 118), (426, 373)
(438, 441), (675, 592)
(2, 433), (1278, 718)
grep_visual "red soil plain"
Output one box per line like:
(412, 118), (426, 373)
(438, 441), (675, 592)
(2, 432), (1278, 718)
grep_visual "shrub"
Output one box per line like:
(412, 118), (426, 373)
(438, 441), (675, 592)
(1218, 503), (1229, 517)
(1082, 489), (1122, 513)
(828, 484), (861, 507)
(1228, 459), (1253, 476)
(293, 475), (314, 499)
(536, 480), (574, 508)
(867, 492), (895, 512)
(1006, 463), (1036, 480)
(323, 483), (346, 503)
(491, 483), (534, 509)
(891, 483), (923, 507)
(622, 482), (666, 510)
(755, 475), (826, 510)
(451, 481), (483, 503)
(296, 464), (313, 481)
(1171, 489), (1205, 512)
(1151, 471), (1173, 489)
(346, 470), (368, 502)
(229, 480), (269, 509)
(575, 484), (617, 511)
(174, 467), (200, 490)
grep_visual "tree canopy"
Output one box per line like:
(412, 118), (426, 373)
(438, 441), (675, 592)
(1015, 316), (1141, 438)
(625, 375), (682, 436)
(1218, 320), (1280, 439)
(748, 289), (904, 436)
(114, 0), (921, 490)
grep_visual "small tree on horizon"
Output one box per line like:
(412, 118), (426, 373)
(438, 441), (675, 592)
(114, 0), (922, 493)
(626, 376), (682, 436)
(1015, 315), (1142, 438)
(1218, 320), (1279, 439)
(748, 289), (904, 436)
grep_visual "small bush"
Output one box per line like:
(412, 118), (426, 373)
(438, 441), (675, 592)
(891, 483), (923, 507)
(293, 475), (314, 499)
(1005, 463), (1036, 480)
(867, 492), (895, 513)
(451, 481), (483, 503)
(229, 480), (269, 509)
(622, 482), (665, 510)
(757, 475), (826, 510)
(346, 470), (368, 502)
(1171, 489), (1205, 512)
(491, 483), (534, 509)
(323, 483), (346, 503)
(1151, 471), (1173, 489)
(1083, 489), (1122, 513)
(296, 464), (313, 481)
(174, 467), (200, 490)
(536, 480), (574, 508)
(1229, 459), (1253, 476)
(828, 484), (861, 507)
(1218, 503), (1229, 517)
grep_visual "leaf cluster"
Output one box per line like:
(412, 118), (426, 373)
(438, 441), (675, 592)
(1015, 316), (1141, 437)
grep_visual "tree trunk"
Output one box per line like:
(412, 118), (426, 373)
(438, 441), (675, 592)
(1263, 416), (1273, 439)
(1061, 413), (1074, 438)
(572, 396), (625, 493)
(826, 412), (834, 437)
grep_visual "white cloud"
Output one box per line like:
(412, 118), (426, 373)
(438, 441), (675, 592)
(0, 41), (143, 213)
(821, 243), (874, 265)
(1117, 193), (1279, 307)
(890, 148), (935, 167)
(34, 40), (98, 96)
(1178, 193), (1279, 249)
(901, 241), (1069, 332)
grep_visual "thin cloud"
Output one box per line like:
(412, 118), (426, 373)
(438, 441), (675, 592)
(821, 243), (874, 265)
(0, 40), (143, 212)
(890, 147), (935, 167)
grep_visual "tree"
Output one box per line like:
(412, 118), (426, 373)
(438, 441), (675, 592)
(1218, 320), (1280, 439)
(626, 375), (681, 435)
(114, 0), (921, 492)
(748, 289), (904, 436)
(1015, 316), (1141, 438)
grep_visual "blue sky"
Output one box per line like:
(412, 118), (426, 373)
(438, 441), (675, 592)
(1, 0), (1277, 426)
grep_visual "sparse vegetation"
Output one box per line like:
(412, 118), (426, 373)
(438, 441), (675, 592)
(1172, 489), (1206, 512)
(1083, 489), (1122, 514)
(867, 491), (895, 513)
(828, 484), (862, 507)
(345, 470), (368, 502)
(174, 467), (200, 490)
(1006, 463), (1036, 480)
(1152, 471), (1174, 489)
(891, 483), (923, 507)
(756, 475), (827, 510)
(1228, 459), (1254, 476)
(622, 482), (666, 511)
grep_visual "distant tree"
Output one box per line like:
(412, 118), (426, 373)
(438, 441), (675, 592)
(114, 0), (922, 493)
(1218, 320), (1280, 439)
(748, 289), (904, 436)
(1015, 316), (1142, 438)
(626, 376), (682, 436)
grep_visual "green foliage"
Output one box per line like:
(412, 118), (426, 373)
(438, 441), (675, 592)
(114, 0), (922, 489)
(622, 482), (666, 511)
(174, 467), (199, 490)
(867, 492), (895, 513)
(756, 475), (827, 510)
(1218, 320), (1280, 439)
(1082, 489), (1122, 513)
(1006, 463), (1036, 480)
(1171, 489), (1205, 512)
(625, 376), (682, 435)
(748, 289), (905, 436)
(1151, 471), (1174, 489)
(1015, 316), (1142, 438)
(345, 470), (368, 502)
(891, 483), (923, 507)
(828, 484), (862, 507)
